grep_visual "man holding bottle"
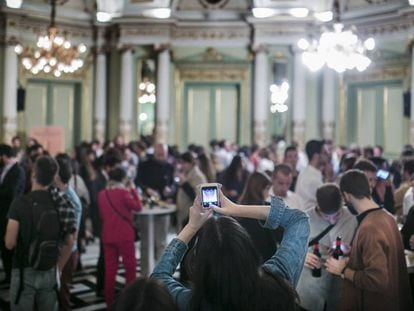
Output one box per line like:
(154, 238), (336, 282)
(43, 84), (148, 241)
(296, 183), (357, 311)
(326, 170), (413, 311)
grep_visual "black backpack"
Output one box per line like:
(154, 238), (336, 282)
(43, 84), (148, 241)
(27, 194), (61, 271)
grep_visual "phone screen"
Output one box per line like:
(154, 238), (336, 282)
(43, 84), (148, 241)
(376, 169), (389, 180)
(201, 186), (219, 208)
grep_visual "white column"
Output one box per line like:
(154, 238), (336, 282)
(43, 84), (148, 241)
(2, 45), (18, 143)
(410, 45), (414, 145)
(155, 46), (170, 144)
(119, 48), (134, 142)
(94, 51), (106, 143)
(253, 46), (268, 147)
(292, 48), (306, 148)
(322, 68), (336, 140)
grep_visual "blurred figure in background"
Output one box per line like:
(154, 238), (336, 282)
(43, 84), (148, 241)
(238, 171), (277, 263)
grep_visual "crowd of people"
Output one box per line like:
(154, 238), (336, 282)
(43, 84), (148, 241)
(0, 134), (414, 310)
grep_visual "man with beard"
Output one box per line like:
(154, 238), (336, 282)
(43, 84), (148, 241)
(325, 169), (412, 311)
(0, 144), (25, 285)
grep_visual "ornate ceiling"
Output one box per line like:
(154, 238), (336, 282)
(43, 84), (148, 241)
(1, 0), (413, 56)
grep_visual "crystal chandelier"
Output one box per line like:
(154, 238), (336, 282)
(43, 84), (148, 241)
(14, 0), (87, 77)
(297, 0), (375, 73)
(270, 81), (289, 113)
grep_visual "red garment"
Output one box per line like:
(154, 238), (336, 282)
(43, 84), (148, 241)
(98, 188), (142, 243)
(103, 241), (136, 309)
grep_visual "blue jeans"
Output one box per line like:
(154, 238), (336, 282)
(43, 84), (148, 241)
(10, 268), (58, 311)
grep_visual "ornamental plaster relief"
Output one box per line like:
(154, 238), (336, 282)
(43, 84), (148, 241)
(3, 15), (93, 46)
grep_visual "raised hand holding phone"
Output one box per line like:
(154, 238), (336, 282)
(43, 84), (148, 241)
(200, 183), (221, 208)
(177, 195), (213, 244)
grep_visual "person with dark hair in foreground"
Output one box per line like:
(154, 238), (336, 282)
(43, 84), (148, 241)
(114, 277), (178, 311)
(325, 169), (413, 311)
(151, 191), (309, 311)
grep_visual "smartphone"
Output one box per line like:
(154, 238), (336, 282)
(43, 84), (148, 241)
(200, 183), (220, 208)
(376, 169), (390, 180)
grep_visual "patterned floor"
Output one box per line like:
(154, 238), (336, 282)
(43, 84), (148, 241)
(0, 241), (142, 311)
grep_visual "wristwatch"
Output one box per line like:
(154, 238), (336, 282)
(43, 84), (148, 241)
(341, 266), (347, 279)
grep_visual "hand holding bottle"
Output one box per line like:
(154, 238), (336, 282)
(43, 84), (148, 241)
(325, 256), (349, 276)
(305, 252), (321, 269)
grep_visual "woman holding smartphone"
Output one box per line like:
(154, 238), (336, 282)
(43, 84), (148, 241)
(151, 191), (309, 311)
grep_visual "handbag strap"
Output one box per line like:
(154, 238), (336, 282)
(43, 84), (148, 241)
(308, 224), (335, 247)
(104, 190), (135, 230)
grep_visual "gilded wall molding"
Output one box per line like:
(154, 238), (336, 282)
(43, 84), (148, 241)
(178, 68), (248, 82)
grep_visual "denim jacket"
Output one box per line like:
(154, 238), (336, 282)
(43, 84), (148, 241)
(151, 196), (310, 310)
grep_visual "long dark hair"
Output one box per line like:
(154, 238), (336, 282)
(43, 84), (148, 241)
(239, 171), (271, 205)
(223, 155), (243, 183)
(189, 217), (298, 311)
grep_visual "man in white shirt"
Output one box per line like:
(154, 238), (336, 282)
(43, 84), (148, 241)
(268, 164), (304, 210)
(296, 140), (326, 210)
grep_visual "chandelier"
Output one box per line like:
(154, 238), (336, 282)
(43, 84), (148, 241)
(14, 0), (87, 77)
(270, 81), (289, 113)
(297, 0), (375, 73)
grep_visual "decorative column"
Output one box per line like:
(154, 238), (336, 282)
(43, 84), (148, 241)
(253, 45), (269, 147)
(155, 45), (170, 144)
(292, 48), (306, 147)
(94, 49), (107, 143)
(119, 47), (134, 143)
(410, 45), (414, 145)
(2, 43), (18, 143)
(322, 68), (336, 140)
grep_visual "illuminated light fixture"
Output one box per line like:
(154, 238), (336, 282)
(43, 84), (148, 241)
(409, 0), (414, 5)
(314, 11), (333, 22)
(138, 81), (156, 104)
(96, 11), (112, 22)
(6, 0), (22, 9)
(297, 0), (374, 73)
(143, 8), (171, 19)
(252, 8), (275, 18)
(289, 8), (309, 18)
(139, 113), (148, 121)
(270, 81), (289, 113)
(15, 0), (87, 76)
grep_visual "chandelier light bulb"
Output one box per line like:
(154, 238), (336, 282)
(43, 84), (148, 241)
(364, 38), (375, 50)
(149, 94), (156, 103)
(78, 44), (87, 53)
(54, 70), (61, 77)
(31, 67), (39, 75)
(302, 51), (325, 71)
(297, 38), (310, 50)
(147, 83), (155, 93)
(14, 44), (23, 54)
(44, 65), (51, 73)
(49, 58), (57, 66)
(281, 81), (290, 92)
(139, 113), (148, 121)
(63, 41), (71, 49)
